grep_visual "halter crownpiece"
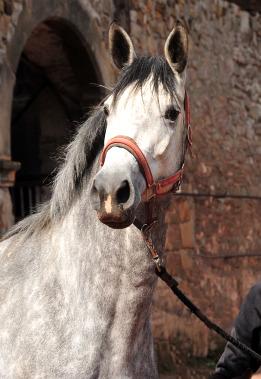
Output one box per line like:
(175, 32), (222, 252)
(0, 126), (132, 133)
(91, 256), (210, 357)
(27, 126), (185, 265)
(101, 88), (195, 229)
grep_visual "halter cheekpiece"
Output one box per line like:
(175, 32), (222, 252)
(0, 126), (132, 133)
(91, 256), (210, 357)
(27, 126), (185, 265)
(100, 88), (195, 230)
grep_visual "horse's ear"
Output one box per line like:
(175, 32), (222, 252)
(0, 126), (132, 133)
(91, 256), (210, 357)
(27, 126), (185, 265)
(109, 21), (136, 70)
(164, 20), (188, 75)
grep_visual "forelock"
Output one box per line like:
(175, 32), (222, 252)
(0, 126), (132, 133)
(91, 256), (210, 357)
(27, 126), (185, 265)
(112, 56), (179, 106)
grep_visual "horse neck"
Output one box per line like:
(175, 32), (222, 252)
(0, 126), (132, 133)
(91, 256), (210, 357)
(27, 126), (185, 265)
(19, 153), (171, 377)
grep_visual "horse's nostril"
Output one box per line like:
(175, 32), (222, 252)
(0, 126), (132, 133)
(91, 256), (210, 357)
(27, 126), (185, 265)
(116, 181), (130, 204)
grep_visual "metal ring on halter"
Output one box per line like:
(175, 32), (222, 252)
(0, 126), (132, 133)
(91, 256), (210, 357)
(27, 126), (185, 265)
(141, 224), (148, 233)
(141, 224), (152, 237)
(140, 226), (161, 272)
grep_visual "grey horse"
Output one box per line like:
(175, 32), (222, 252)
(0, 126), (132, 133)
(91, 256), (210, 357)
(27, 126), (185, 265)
(0, 21), (189, 378)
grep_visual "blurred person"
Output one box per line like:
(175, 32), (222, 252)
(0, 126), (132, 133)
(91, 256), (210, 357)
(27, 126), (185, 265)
(210, 281), (261, 379)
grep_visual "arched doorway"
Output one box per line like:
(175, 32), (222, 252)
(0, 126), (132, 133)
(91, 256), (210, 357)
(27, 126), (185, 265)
(10, 18), (104, 221)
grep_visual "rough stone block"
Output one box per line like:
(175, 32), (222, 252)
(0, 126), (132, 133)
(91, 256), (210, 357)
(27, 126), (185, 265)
(180, 253), (193, 270)
(102, 0), (113, 16)
(165, 224), (181, 251)
(178, 201), (191, 222)
(130, 10), (137, 23)
(146, 0), (153, 14)
(165, 210), (179, 224)
(147, 34), (155, 55)
(0, 14), (9, 38)
(165, 253), (181, 275)
(249, 104), (261, 121)
(0, 187), (14, 238)
(130, 0), (139, 11)
(0, 160), (20, 186)
(180, 221), (195, 249)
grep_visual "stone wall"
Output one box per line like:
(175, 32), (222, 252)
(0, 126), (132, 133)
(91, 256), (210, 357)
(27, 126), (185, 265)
(0, 0), (117, 156)
(1, 0), (261, 377)
(127, 0), (261, 375)
(0, 0), (116, 234)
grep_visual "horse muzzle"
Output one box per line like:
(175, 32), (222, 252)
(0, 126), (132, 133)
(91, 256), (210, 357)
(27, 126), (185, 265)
(90, 170), (141, 229)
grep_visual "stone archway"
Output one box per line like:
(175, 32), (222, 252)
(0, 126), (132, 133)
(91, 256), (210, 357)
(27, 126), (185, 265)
(0, 1), (116, 235)
(0, 0), (116, 235)
(10, 18), (105, 221)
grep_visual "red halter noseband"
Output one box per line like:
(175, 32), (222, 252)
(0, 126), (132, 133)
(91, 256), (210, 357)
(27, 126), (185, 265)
(100, 89), (195, 229)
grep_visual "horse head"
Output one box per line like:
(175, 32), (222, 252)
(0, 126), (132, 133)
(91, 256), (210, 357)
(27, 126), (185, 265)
(90, 21), (189, 229)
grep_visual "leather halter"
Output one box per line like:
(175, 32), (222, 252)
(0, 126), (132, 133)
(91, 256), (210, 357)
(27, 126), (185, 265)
(100, 88), (195, 229)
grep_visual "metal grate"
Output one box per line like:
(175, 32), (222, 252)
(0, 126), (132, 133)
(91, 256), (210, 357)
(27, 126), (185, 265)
(10, 183), (51, 222)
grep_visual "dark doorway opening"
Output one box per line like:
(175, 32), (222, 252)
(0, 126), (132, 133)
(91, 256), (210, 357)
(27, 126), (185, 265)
(11, 18), (103, 221)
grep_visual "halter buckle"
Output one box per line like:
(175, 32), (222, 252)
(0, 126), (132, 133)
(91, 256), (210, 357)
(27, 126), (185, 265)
(187, 124), (193, 145)
(146, 183), (156, 201)
(186, 125), (196, 159)
(172, 178), (182, 194)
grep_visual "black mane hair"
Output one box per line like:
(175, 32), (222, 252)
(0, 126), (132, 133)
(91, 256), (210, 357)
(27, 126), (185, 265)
(5, 107), (107, 239)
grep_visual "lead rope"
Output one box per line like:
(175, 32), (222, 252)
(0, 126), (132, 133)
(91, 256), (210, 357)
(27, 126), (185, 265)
(134, 220), (261, 365)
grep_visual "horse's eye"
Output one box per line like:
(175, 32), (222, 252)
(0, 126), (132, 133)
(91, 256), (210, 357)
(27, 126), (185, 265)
(165, 108), (179, 122)
(103, 107), (109, 116)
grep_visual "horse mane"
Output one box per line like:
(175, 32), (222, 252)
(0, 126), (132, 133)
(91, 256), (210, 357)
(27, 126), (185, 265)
(5, 56), (179, 240)
(5, 107), (107, 239)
